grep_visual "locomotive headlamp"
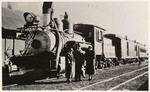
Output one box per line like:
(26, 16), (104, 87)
(24, 12), (36, 24)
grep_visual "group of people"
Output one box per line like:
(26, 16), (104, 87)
(65, 45), (95, 82)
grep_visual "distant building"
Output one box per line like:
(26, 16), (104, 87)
(2, 6), (25, 65)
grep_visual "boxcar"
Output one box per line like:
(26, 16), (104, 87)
(104, 34), (138, 64)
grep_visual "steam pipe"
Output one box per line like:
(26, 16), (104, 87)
(51, 30), (63, 70)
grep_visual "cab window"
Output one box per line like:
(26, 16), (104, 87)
(96, 30), (102, 42)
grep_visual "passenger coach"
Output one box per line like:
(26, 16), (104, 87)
(104, 34), (148, 64)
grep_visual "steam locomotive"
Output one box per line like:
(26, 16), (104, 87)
(2, 3), (148, 84)
(2, 11), (92, 83)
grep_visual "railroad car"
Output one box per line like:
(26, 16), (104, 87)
(136, 43), (148, 61)
(104, 34), (148, 64)
(103, 35), (118, 67)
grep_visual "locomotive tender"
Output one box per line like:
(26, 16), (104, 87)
(3, 2), (148, 84)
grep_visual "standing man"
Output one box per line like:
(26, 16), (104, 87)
(73, 44), (84, 81)
(85, 46), (95, 81)
(65, 48), (75, 82)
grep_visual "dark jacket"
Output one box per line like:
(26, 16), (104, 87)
(73, 50), (85, 80)
(73, 50), (84, 68)
(85, 50), (95, 74)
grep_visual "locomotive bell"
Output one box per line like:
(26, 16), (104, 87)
(25, 30), (56, 55)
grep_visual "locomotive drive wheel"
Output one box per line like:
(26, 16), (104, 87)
(113, 59), (119, 66)
(119, 60), (125, 65)
(107, 61), (114, 67)
(107, 61), (111, 67)
(98, 61), (106, 69)
(115, 61), (120, 66)
(15, 68), (49, 84)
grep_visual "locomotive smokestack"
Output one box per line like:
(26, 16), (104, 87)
(42, 2), (53, 26)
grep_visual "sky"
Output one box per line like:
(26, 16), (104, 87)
(2, 1), (148, 48)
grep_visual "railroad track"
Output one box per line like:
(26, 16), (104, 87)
(108, 71), (148, 90)
(3, 62), (148, 90)
(78, 66), (148, 90)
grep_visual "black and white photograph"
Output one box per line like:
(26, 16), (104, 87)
(1, 1), (149, 90)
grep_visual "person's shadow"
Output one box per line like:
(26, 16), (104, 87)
(17, 79), (73, 85)
(34, 80), (67, 85)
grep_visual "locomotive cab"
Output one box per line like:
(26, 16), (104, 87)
(74, 24), (106, 69)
